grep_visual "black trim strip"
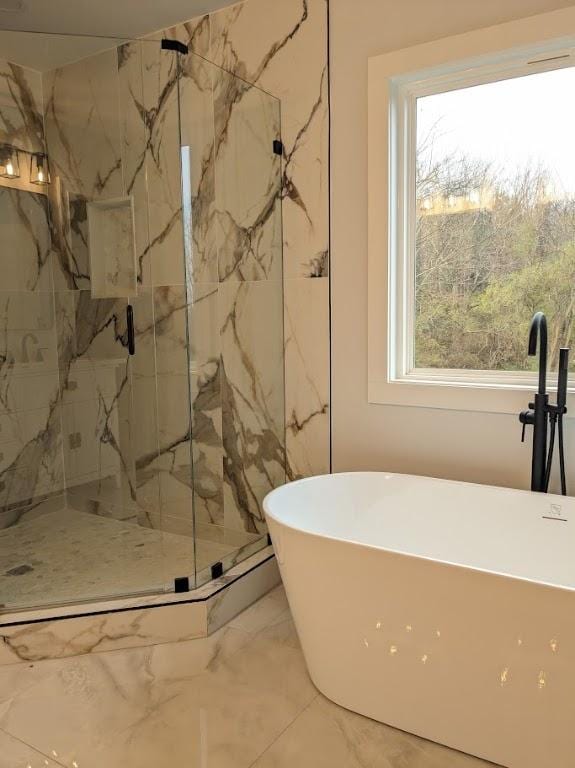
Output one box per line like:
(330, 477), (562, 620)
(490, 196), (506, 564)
(0, 553), (275, 629)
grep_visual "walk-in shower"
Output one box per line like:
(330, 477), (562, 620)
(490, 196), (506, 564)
(0, 30), (285, 613)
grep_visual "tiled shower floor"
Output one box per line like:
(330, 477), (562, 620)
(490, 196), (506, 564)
(0, 509), (246, 610)
(0, 585), (499, 768)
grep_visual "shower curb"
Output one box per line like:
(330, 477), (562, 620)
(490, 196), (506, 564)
(0, 547), (280, 666)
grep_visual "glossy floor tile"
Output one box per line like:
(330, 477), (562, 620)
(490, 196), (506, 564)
(0, 729), (64, 768)
(0, 585), (499, 768)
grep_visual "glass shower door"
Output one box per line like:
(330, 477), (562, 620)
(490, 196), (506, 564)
(0, 34), (192, 612)
(177, 52), (285, 586)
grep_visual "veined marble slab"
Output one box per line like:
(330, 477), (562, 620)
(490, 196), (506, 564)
(0, 58), (44, 153)
(0, 545), (279, 664)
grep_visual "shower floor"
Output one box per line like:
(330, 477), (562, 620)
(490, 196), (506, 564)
(0, 508), (258, 611)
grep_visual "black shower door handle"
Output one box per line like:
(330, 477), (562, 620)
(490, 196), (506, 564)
(126, 304), (135, 356)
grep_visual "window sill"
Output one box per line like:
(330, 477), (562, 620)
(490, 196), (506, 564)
(368, 375), (575, 416)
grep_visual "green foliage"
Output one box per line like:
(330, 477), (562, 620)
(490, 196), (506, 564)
(415, 162), (575, 372)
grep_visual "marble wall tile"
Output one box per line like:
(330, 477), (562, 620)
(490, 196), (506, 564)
(54, 290), (130, 372)
(179, 47), (219, 284)
(141, 44), (185, 286)
(0, 600), (207, 664)
(188, 283), (223, 524)
(47, 181), (91, 291)
(0, 290), (57, 369)
(0, 492), (65, 531)
(163, 15), (211, 58)
(213, 69), (282, 282)
(153, 285), (189, 374)
(219, 280), (285, 533)
(191, 368), (223, 526)
(210, 0), (329, 279)
(65, 490), (139, 524)
(118, 41), (152, 288)
(0, 189), (53, 292)
(152, 271), (194, 520)
(45, 43), (152, 291)
(207, 0), (330, 489)
(54, 291), (136, 505)
(284, 277), (330, 478)
(0, 181), (62, 506)
(43, 50), (124, 204)
(0, 58), (44, 153)
(0, 401), (64, 513)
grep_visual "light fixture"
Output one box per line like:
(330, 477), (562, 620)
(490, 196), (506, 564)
(0, 144), (20, 179)
(30, 152), (50, 185)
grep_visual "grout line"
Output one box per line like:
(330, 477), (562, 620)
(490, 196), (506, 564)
(246, 693), (320, 768)
(0, 726), (67, 768)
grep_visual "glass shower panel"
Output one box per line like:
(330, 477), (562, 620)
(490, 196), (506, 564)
(178, 56), (285, 586)
(0, 30), (286, 614)
(0, 34), (193, 612)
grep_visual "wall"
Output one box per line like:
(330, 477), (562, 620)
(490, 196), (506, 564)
(163, 0), (330, 522)
(25, 0), (330, 543)
(331, 0), (575, 492)
(193, 0), (331, 487)
(0, 59), (66, 527)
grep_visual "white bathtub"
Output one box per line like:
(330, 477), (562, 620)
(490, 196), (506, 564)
(264, 472), (575, 768)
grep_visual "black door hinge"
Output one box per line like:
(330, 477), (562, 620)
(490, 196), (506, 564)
(273, 139), (284, 156)
(161, 39), (189, 55)
(174, 576), (190, 593)
(211, 561), (224, 579)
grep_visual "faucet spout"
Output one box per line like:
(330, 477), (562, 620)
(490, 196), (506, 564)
(528, 311), (547, 395)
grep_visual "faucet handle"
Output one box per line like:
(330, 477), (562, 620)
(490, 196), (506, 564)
(519, 409), (534, 443)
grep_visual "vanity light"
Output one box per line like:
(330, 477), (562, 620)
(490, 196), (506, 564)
(0, 144), (20, 178)
(30, 152), (50, 185)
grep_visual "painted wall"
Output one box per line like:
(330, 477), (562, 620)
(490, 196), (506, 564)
(330, 0), (575, 492)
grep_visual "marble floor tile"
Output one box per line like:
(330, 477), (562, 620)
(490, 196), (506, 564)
(0, 729), (64, 768)
(251, 693), (498, 768)
(0, 610), (315, 768)
(0, 584), (498, 768)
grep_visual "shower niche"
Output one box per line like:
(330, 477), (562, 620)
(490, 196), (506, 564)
(87, 196), (138, 299)
(0, 32), (285, 614)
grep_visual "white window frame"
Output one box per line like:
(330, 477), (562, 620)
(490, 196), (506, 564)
(368, 8), (575, 415)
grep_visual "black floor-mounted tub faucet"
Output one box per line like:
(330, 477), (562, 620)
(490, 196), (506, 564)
(519, 312), (569, 494)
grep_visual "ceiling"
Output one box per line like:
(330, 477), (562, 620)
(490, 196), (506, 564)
(0, 0), (235, 70)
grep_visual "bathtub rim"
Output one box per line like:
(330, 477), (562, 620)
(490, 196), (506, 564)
(264, 471), (575, 595)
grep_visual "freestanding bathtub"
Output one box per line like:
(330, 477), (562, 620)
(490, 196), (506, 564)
(264, 472), (575, 768)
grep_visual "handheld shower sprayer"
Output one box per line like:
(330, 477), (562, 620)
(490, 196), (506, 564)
(519, 312), (569, 495)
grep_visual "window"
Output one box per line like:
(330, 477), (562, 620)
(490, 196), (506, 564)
(415, 67), (575, 375)
(368, 9), (575, 413)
